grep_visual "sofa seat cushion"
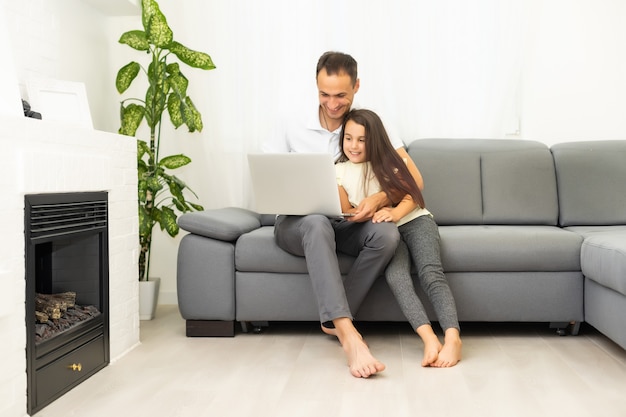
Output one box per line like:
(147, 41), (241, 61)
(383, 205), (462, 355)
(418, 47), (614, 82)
(235, 226), (355, 274)
(564, 225), (626, 237)
(566, 227), (626, 296)
(235, 225), (583, 275)
(439, 225), (583, 272)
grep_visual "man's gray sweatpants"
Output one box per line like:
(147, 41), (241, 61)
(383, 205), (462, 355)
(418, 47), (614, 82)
(274, 214), (400, 324)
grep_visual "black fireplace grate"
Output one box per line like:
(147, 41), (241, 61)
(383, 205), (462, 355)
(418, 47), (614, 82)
(28, 200), (107, 241)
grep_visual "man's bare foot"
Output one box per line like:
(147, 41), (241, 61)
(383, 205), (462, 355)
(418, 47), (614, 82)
(321, 324), (337, 337)
(432, 328), (462, 368)
(416, 324), (443, 367)
(334, 318), (385, 378)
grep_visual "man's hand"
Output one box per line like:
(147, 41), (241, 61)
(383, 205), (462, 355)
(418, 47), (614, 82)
(349, 192), (390, 222)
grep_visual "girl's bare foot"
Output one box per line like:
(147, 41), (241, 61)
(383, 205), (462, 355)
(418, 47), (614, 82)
(416, 324), (443, 367)
(433, 328), (462, 368)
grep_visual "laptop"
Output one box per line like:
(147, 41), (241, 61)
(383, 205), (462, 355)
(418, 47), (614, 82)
(247, 153), (354, 217)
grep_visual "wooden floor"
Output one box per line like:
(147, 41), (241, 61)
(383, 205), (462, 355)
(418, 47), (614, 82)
(35, 305), (626, 417)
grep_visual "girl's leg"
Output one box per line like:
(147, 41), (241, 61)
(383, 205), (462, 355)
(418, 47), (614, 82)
(385, 239), (441, 366)
(400, 216), (462, 367)
(400, 216), (459, 332)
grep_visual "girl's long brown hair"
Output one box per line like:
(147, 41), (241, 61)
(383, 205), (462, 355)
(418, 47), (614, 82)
(338, 109), (425, 208)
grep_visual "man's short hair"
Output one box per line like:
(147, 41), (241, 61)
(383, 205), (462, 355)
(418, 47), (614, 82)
(316, 51), (358, 87)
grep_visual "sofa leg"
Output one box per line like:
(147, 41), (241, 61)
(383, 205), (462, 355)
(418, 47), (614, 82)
(569, 321), (581, 336)
(549, 321), (580, 336)
(240, 321), (269, 333)
(186, 320), (235, 337)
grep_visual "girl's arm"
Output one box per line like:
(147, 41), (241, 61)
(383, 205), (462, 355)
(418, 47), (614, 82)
(372, 194), (418, 223)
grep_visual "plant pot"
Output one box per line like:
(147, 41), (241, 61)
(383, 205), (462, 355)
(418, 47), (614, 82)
(139, 277), (160, 320)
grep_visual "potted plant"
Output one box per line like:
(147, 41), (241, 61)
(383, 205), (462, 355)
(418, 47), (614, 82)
(115, 0), (215, 318)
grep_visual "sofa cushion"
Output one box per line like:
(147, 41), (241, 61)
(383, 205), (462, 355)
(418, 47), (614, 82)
(235, 225), (583, 275)
(481, 147), (558, 225)
(580, 232), (626, 296)
(408, 143), (483, 224)
(408, 139), (558, 226)
(439, 225), (582, 272)
(552, 140), (626, 226)
(565, 226), (626, 296)
(235, 226), (355, 274)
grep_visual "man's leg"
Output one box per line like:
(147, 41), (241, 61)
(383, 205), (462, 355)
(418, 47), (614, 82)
(274, 215), (385, 377)
(274, 215), (351, 322)
(333, 220), (400, 312)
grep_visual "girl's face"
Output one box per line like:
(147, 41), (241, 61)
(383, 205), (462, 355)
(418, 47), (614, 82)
(342, 120), (367, 163)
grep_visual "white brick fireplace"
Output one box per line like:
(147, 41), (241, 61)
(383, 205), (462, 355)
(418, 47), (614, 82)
(0, 115), (140, 417)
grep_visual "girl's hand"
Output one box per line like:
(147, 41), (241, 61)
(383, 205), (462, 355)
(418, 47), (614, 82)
(372, 207), (395, 223)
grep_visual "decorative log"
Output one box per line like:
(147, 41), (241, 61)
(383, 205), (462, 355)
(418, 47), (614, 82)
(37, 292), (76, 310)
(35, 292), (77, 321)
(35, 310), (49, 323)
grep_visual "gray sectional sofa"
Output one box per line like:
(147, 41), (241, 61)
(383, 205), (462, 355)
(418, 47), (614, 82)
(176, 139), (626, 350)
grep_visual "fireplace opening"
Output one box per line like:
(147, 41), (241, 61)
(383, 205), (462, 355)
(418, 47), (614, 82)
(25, 192), (110, 415)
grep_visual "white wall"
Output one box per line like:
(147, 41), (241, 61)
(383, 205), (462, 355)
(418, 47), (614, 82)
(2, 0), (115, 130)
(3, 0), (626, 307)
(521, 0), (626, 144)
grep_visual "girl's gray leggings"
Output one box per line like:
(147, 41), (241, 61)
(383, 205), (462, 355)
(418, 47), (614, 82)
(385, 215), (460, 333)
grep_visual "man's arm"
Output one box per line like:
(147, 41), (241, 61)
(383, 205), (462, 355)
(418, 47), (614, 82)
(397, 147), (424, 190)
(338, 185), (357, 215)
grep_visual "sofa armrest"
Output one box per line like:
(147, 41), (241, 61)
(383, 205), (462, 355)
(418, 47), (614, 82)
(178, 207), (262, 241)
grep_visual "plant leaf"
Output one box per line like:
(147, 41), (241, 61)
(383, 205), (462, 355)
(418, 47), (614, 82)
(169, 41), (216, 70)
(159, 206), (180, 237)
(118, 30), (149, 51)
(160, 154), (191, 169)
(119, 103), (145, 136)
(188, 202), (204, 211)
(145, 61), (169, 129)
(116, 62), (141, 94)
(137, 139), (151, 159)
(145, 174), (163, 193)
(166, 62), (181, 76)
(183, 97), (203, 132)
(138, 205), (155, 237)
(171, 198), (186, 212)
(168, 70), (189, 99)
(145, 5), (173, 47)
(167, 94), (184, 128)
(138, 178), (148, 202)
(142, 0), (159, 30)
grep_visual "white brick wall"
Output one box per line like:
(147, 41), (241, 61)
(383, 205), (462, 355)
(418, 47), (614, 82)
(0, 115), (139, 417)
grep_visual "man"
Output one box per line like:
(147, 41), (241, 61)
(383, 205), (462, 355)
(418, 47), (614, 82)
(263, 51), (420, 378)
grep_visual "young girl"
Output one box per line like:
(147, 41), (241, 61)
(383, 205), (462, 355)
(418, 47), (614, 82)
(336, 109), (462, 367)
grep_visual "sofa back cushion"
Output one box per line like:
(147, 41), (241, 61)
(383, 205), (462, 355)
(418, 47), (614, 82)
(407, 139), (559, 225)
(552, 140), (626, 226)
